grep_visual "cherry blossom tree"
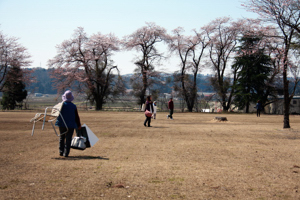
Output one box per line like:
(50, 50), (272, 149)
(203, 17), (243, 112)
(123, 22), (167, 105)
(0, 30), (31, 92)
(167, 27), (208, 112)
(48, 27), (124, 110)
(243, 0), (300, 128)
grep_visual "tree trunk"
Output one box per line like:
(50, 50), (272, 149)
(140, 91), (146, 106)
(186, 100), (193, 112)
(140, 70), (147, 105)
(245, 93), (250, 113)
(283, 100), (290, 128)
(283, 71), (290, 128)
(185, 86), (196, 112)
(221, 92), (228, 112)
(245, 102), (249, 113)
(95, 97), (103, 111)
(283, 44), (291, 128)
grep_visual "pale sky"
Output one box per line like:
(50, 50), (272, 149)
(0, 0), (257, 75)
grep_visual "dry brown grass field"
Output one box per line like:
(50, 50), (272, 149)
(1, 111), (300, 200)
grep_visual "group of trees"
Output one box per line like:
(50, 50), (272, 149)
(244, 0), (300, 128)
(1, 0), (300, 128)
(0, 30), (31, 109)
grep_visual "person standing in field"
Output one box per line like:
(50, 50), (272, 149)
(144, 96), (154, 127)
(56, 90), (81, 157)
(167, 97), (174, 120)
(256, 100), (262, 117)
(152, 101), (157, 119)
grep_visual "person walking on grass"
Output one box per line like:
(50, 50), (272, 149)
(167, 97), (174, 120)
(152, 101), (157, 119)
(256, 100), (262, 117)
(56, 90), (81, 157)
(144, 96), (154, 127)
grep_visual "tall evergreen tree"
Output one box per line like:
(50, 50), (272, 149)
(1, 66), (27, 110)
(232, 36), (272, 113)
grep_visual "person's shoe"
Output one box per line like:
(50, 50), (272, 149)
(63, 152), (69, 157)
(144, 124), (146, 127)
(167, 115), (169, 119)
(171, 118), (174, 120)
(59, 153), (63, 156)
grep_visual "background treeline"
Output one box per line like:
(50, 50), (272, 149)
(26, 68), (215, 95)
(27, 68), (57, 94)
(26, 68), (300, 96)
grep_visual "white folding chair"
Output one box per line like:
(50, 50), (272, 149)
(30, 102), (68, 136)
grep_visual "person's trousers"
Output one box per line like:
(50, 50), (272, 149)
(59, 127), (74, 157)
(153, 113), (156, 119)
(144, 116), (151, 127)
(168, 109), (174, 119)
(257, 109), (261, 117)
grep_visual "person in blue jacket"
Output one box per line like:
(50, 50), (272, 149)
(256, 100), (262, 117)
(56, 90), (81, 157)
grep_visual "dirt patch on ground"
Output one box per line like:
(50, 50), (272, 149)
(1, 111), (300, 199)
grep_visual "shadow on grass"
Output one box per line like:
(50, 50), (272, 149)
(53, 156), (109, 160)
(152, 126), (169, 128)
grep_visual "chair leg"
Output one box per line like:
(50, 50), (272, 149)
(42, 119), (46, 130)
(31, 122), (36, 136)
(51, 122), (59, 136)
(42, 110), (47, 130)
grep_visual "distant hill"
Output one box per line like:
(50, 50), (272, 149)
(26, 68), (57, 94)
(25, 68), (215, 94)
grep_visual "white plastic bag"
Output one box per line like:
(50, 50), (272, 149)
(141, 103), (145, 111)
(82, 124), (99, 147)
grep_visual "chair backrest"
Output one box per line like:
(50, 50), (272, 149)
(51, 102), (63, 117)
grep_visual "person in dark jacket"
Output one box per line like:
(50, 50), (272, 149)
(167, 98), (174, 120)
(56, 90), (81, 157)
(256, 100), (262, 117)
(144, 96), (154, 127)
